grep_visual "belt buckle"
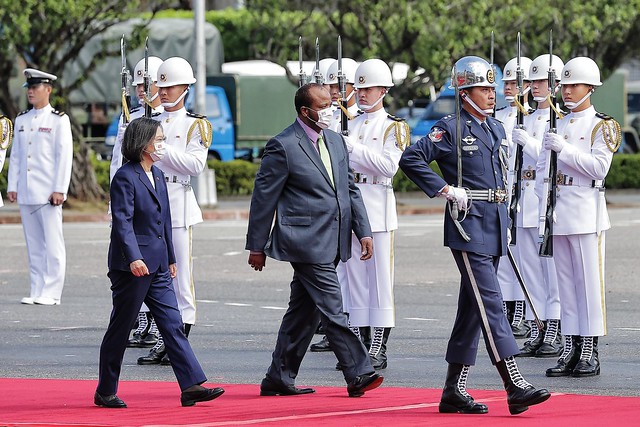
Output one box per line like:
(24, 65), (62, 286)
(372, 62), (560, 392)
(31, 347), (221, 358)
(494, 189), (506, 203)
(557, 173), (573, 186)
(522, 169), (536, 180)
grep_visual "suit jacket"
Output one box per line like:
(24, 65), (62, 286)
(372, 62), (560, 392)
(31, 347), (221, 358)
(246, 120), (372, 264)
(399, 108), (508, 257)
(108, 161), (176, 272)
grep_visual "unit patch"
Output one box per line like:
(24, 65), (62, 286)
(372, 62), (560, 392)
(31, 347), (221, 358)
(429, 127), (445, 142)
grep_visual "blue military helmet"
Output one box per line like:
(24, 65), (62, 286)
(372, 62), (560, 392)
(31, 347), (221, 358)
(450, 56), (497, 90)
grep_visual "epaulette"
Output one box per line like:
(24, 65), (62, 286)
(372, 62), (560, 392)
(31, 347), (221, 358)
(596, 112), (614, 121)
(17, 110), (29, 117)
(130, 107), (141, 114)
(387, 114), (405, 122)
(187, 112), (206, 120)
(152, 112), (161, 117)
(528, 108), (536, 115)
(51, 109), (66, 117)
(495, 106), (507, 111)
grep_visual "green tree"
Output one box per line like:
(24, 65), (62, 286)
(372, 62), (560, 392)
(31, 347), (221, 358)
(0, 0), (171, 201)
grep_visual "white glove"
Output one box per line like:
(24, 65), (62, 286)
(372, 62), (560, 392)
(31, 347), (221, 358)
(507, 228), (512, 245)
(344, 135), (355, 153)
(543, 132), (565, 153)
(512, 128), (529, 147)
(440, 186), (469, 211)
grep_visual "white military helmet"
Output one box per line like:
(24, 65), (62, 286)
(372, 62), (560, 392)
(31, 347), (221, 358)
(451, 56), (496, 89)
(528, 54), (564, 81)
(155, 57), (196, 87)
(325, 58), (359, 85)
(502, 57), (533, 81)
(312, 58), (335, 84)
(560, 57), (602, 86)
(354, 58), (394, 89)
(132, 56), (163, 85)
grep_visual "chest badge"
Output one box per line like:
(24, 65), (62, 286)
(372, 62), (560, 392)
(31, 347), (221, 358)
(462, 135), (476, 145)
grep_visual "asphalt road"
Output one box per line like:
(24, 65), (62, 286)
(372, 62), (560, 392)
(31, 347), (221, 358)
(1, 208), (639, 397)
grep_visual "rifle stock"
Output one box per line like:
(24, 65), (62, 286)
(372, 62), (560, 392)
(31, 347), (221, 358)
(509, 32), (524, 246)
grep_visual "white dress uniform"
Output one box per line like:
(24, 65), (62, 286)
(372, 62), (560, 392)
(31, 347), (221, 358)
(153, 107), (209, 325)
(0, 115), (12, 207)
(109, 106), (164, 182)
(535, 105), (616, 337)
(515, 108), (560, 322)
(7, 104), (73, 303)
(341, 108), (407, 327)
(494, 105), (522, 302)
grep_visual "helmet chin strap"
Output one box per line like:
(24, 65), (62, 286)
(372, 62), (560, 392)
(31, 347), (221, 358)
(161, 88), (189, 109)
(358, 92), (386, 112)
(462, 92), (493, 117)
(564, 89), (594, 110)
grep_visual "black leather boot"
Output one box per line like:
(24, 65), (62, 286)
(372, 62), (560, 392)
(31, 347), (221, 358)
(360, 326), (372, 351)
(369, 328), (390, 370)
(310, 335), (332, 352)
(572, 336), (600, 377)
(511, 301), (530, 338)
(546, 335), (581, 377)
(496, 356), (551, 415)
(536, 319), (562, 357)
(137, 335), (166, 365)
(127, 312), (151, 348)
(518, 321), (544, 357)
(439, 363), (488, 414)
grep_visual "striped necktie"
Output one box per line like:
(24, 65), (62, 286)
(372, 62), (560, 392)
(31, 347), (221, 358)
(317, 133), (334, 187)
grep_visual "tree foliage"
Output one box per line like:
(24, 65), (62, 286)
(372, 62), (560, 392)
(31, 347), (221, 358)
(0, 0), (171, 201)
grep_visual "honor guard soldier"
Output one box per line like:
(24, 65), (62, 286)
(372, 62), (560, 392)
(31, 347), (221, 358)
(495, 56), (532, 338)
(110, 56), (164, 182)
(400, 56), (550, 415)
(539, 57), (620, 378)
(137, 57), (212, 365)
(510, 54), (564, 357)
(0, 114), (12, 207)
(7, 68), (73, 305)
(326, 58), (360, 132)
(336, 58), (409, 370)
(110, 56), (164, 349)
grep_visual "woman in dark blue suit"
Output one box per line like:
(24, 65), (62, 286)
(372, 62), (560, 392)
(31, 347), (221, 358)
(95, 118), (224, 408)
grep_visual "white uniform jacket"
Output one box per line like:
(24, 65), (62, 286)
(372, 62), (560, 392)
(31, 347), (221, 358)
(536, 106), (614, 235)
(345, 108), (406, 232)
(7, 105), (73, 204)
(153, 108), (208, 228)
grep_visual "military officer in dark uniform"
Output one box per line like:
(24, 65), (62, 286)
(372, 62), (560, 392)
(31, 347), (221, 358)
(399, 56), (550, 416)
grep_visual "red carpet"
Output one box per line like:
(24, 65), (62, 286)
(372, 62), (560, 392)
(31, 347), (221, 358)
(0, 378), (637, 426)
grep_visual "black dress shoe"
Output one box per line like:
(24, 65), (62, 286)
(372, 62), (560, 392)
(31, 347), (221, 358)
(137, 344), (166, 365)
(347, 372), (383, 397)
(260, 377), (315, 396)
(160, 353), (171, 366)
(310, 335), (332, 352)
(94, 391), (127, 408)
(180, 386), (225, 407)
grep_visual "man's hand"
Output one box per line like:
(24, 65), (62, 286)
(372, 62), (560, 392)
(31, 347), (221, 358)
(512, 128), (529, 147)
(130, 259), (149, 277)
(169, 263), (177, 278)
(49, 192), (65, 206)
(543, 132), (566, 153)
(440, 186), (469, 211)
(248, 252), (267, 271)
(360, 237), (373, 260)
(7, 191), (16, 203)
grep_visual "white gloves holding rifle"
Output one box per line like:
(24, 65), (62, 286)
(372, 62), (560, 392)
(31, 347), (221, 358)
(543, 132), (566, 153)
(440, 185), (469, 211)
(512, 128), (529, 147)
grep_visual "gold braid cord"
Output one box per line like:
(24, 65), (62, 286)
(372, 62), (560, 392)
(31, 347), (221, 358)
(0, 115), (13, 150)
(337, 99), (354, 120)
(513, 96), (530, 116)
(384, 120), (411, 151)
(547, 94), (564, 119)
(187, 118), (212, 149)
(592, 118), (622, 153)
(121, 91), (131, 123)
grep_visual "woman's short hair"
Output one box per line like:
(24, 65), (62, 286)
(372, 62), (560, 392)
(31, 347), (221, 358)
(121, 117), (162, 162)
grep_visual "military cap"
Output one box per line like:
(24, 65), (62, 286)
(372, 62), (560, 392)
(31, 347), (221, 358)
(23, 68), (57, 87)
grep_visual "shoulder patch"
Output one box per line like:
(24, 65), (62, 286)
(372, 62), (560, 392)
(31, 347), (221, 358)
(17, 110), (29, 117)
(596, 112), (614, 120)
(152, 112), (161, 117)
(187, 112), (206, 120)
(387, 114), (405, 122)
(51, 109), (66, 117)
(496, 106), (507, 111)
(428, 127), (446, 143)
(130, 107), (141, 114)
(528, 108), (536, 115)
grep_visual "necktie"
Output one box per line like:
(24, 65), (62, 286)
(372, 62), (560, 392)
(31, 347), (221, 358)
(481, 121), (494, 144)
(317, 134), (334, 187)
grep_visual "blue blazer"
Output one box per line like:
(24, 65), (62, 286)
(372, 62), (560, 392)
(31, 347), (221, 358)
(108, 161), (176, 272)
(399, 108), (508, 257)
(246, 120), (372, 264)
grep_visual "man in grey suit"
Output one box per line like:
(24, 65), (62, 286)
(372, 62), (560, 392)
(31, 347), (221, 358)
(246, 83), (383, 398)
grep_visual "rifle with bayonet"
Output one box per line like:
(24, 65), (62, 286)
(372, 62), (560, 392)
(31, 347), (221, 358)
(313, 37), (324, 84)
(539, 30), (558, 257)
(120, 35), (132, 124)
(508, 32), (525, 246)
(298, 36), (308, 87)
(337, 35), (349, 136)
(143, 37), (152, 118)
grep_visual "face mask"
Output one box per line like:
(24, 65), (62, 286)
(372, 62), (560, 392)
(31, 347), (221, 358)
(564, 89), (593, 110)
(307, 107), (333, 129)
(357, 92), (386, 111)
(145, 140), (166, 161)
